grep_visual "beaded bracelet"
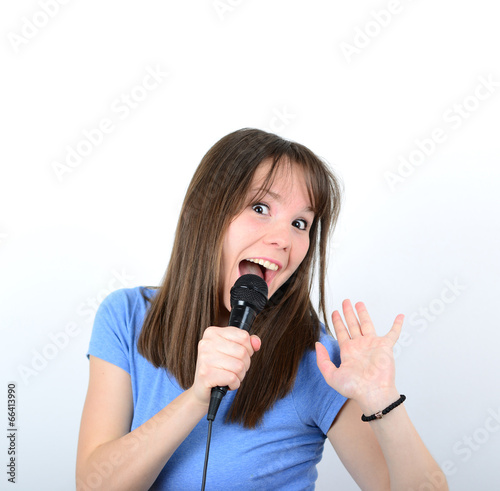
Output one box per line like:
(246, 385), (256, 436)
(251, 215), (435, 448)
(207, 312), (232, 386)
(361, 394), (406, 422)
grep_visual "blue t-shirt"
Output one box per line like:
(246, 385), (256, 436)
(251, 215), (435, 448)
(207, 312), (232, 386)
(87, 287), (347, 490)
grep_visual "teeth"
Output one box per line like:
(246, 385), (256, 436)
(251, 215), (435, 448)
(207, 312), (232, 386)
(246, 258), (279, 271)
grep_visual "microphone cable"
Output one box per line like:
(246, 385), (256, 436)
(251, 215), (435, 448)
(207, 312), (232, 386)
(200, 419), (213, 491)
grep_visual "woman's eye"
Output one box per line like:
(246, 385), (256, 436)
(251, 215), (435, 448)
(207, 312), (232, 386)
(293, 219), (308, 231)
(252, 203), (270, 215)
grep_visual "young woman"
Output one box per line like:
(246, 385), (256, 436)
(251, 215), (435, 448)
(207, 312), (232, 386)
(76, 128), (447, 490)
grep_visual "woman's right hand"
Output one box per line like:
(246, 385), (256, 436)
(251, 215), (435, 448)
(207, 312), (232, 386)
(191, 326), (261, 406)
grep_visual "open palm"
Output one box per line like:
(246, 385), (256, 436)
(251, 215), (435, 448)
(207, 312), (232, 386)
(316, 299), (404, 402)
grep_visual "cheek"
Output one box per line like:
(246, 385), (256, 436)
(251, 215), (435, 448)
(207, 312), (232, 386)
(222, 229), (241, 267)
(294, 236), (310, 266)
(221, 223), (244, 281)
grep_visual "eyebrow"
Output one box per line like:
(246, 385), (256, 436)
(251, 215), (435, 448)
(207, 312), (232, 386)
(251, 188), (315, 214)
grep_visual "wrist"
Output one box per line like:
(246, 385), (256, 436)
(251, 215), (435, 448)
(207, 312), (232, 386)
(185, 386), (210, 412)
(356, 387), (401, 416)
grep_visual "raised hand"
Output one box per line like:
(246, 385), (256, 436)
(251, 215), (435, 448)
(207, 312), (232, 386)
(316, 299), (404, 407)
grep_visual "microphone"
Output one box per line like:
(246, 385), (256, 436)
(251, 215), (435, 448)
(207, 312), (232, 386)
(206, 274), (268, 421)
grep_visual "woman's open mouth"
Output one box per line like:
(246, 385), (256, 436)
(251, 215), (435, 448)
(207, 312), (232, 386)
(238, 258), (280, 288)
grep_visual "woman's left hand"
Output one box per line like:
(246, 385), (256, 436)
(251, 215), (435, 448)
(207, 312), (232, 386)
(316, 299), (404, 408)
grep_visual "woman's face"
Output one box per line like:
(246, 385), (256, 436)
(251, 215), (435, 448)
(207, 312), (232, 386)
(219, 159), (315, 323)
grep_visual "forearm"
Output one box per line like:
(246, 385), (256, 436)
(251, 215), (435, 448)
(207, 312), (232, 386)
(358, 388), (448, 491)
(76, 388), (208, 491)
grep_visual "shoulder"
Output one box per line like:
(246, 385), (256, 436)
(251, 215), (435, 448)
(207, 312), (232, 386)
(94, 285), (159, 340)
(97, 286), (157, 316)
(87, 286), (159, 370)
(93, 286), (159, 331)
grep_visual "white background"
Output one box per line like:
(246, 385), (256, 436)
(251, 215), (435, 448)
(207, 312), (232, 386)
(1, 1), (499, 490)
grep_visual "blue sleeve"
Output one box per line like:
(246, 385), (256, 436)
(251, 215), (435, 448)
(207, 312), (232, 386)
(292, 328), (348, 435)
(87, 288), (133, 374)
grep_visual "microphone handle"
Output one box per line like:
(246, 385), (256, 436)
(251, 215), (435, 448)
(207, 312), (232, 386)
(206, 303), (257, 421)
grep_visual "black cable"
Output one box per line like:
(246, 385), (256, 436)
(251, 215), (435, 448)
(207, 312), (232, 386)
(200, 419), (213, 491)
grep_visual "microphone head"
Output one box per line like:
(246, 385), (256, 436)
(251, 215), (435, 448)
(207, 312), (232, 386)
(230, 274), (268, 313)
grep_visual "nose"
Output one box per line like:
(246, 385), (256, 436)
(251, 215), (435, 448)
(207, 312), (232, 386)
(263, 220), (291, 250)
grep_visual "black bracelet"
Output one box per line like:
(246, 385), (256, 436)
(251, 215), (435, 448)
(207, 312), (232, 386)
(361, 394), (406, 422)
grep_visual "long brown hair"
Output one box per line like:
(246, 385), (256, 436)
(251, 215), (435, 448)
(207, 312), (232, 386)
(138, 128), (343, 428)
